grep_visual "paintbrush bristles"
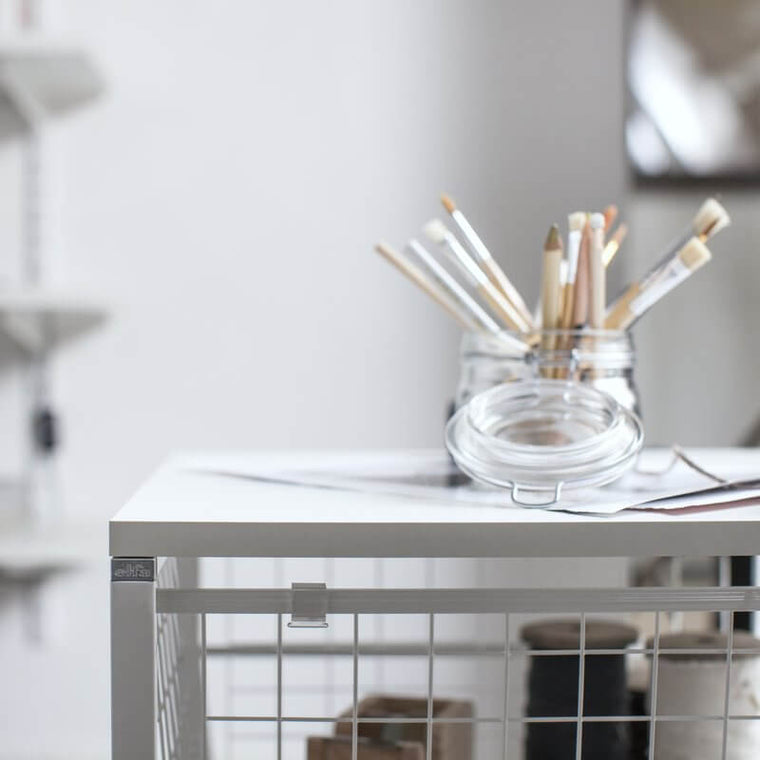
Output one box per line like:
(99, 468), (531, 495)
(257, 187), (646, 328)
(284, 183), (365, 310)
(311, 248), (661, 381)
(603, 205), (618, 233)
(423, 219), (449, 245)
(568, 212), (587, 233)
(693, 198), (730, 240)
(440, 193), (456, 215)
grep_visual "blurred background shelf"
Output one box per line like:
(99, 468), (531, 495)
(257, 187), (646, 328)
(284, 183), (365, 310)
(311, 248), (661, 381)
(0, 481), (102, 579)
(0, 36), (104, 135)
(0, 287), (108, 352)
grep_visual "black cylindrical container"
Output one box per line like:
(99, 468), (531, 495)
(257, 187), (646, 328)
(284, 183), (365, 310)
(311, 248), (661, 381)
(521, 619), (638, 760)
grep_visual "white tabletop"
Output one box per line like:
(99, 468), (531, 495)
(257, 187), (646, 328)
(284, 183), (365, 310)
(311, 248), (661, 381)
(109, 448), (760, 559)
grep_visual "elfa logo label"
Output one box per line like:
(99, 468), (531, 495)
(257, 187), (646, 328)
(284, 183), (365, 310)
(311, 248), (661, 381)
(112, 559), (154, 581)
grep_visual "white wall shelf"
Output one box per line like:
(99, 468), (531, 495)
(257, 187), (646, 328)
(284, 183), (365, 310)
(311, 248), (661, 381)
(0, 287), (107, 352)
(0, 36), (104, 135)
(0, 481), (102, 577)
(0, 31), (106, 594)
(0, 518), (102, 577)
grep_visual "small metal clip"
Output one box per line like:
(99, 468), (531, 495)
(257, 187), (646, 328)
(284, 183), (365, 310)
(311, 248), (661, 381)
(289, 582), (328, 628)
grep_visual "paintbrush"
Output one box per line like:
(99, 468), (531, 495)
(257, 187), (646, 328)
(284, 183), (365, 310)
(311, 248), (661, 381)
(603, 204), (618, 233)
(588, 212), (606, 328)
(605, 238), (711, 330)
(571, 219), (591, 328)
(606, 198), (729, 324)
(440, 193), (534, 329)
(603, 223), (628, 268)
(424, 218), (531, 333)
(406, 238), (530, 353)
(375, 241), (478, 330)
(641, 198), (728, 289)
(559, 212), (587, 329)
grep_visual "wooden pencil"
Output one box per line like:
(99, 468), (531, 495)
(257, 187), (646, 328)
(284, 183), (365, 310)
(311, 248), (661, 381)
(541, 224), (564, 333)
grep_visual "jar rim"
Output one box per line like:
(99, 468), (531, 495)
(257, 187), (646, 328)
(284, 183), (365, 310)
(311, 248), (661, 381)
(460, 329), (635, 366)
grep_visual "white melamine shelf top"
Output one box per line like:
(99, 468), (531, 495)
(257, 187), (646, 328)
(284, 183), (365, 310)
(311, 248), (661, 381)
(110, 448), (760, 559)
(0, 287), (107, 351)
(0, 36), (103, 132)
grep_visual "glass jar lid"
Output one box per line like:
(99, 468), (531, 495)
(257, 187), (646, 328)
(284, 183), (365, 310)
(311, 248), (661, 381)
(445, 379), (644, 507)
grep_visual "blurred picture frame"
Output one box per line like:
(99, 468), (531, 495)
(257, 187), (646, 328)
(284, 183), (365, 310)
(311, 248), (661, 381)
(626, 0), (760, 185)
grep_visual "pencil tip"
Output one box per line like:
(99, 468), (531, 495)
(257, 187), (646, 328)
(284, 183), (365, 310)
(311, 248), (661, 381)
(544, 224), (561, 251)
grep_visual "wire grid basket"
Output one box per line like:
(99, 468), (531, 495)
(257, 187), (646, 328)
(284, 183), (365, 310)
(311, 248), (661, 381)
(155, 556), (760, 760)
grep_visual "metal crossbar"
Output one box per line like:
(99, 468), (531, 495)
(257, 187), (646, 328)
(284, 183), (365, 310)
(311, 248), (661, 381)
(158, 585), (760, 616)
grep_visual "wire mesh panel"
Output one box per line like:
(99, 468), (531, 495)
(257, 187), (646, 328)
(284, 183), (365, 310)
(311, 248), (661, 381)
(154, 563), (760, 760)
(157, 558), (205, 760)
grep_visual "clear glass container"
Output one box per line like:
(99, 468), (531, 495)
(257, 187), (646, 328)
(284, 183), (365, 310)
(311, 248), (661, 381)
(448, 330), (644, 505)
(456, 329), (640, 417)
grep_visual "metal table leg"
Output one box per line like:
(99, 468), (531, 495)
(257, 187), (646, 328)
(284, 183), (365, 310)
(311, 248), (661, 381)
(111, 557), (157, 760)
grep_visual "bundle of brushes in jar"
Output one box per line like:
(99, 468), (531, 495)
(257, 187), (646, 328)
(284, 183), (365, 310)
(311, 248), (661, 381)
(375, 195), (730, 503)
(375, 195), (730, 344)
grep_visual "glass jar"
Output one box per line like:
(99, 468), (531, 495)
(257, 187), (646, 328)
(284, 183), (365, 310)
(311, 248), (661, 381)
(456, 329), (640, 417)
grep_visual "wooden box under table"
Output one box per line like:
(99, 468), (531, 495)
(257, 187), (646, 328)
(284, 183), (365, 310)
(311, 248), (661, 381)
(332, 696), (473, 760)
(307, 736), (424, 760)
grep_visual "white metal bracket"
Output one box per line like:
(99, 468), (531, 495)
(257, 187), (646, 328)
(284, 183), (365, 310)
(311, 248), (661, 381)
(288, 582), (328, 628)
